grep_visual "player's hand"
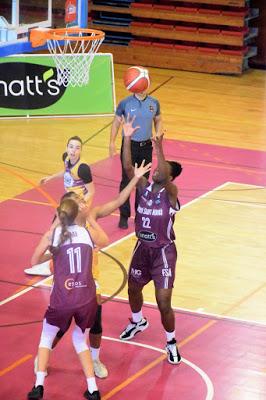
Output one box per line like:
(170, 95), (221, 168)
(122, 114), (140, 137)
(40, 176), (50, 185)
(134, 160), (152, 178)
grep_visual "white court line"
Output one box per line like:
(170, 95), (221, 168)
(1, 181), (265, 329)
(101, 294), (266, 328)
(103, 336), (214, 400)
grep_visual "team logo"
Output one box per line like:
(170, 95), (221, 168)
(149, 105), (155, 112)
(138, 231), (157, 241)
(64, 171), (74, 187)
(64, 278), (87, 290)
(155, 199), (161, 205)
(147, 199), (153, 206)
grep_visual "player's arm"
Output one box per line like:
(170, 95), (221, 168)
(90, 161), (151, 220)
(40, 170), (64, 185)
(86, 217), (109, 248)
(31, 230), (53, 265)
(152, 134), (169, 180)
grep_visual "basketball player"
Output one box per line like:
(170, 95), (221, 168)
(119, 116), (182, 365)
(25, 135), (108, 378)
(109, 67), (162, 229)
(25, 135), (94, 277)
(27, 161), (151, 400)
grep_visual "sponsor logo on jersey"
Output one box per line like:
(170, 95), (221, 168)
(131, 268), (142, 277)
(64, 278), (87, 290)
(64, 171), (75, 187)
(138, 230), (157, 241)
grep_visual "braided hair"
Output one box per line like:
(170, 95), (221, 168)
(50, 198), (79, 254)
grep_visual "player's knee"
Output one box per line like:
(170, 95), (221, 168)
(157, 299), (172, 315)
(72, 326), (89, 354)
(39, 319), (60, 350)
(90, 305), (102, 335)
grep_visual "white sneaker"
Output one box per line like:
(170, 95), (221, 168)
(93, 359), (108, 378)
(24, 261), (52, 276)
(165, 339), (182, 365)
(120, 318), (149, 341)
(34, 355), (48, 377)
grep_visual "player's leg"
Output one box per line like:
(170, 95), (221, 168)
(74, 300), (101, 400)
(28, 319), (60, 399)
(120, 242), (150, 340)
(89, 297), (108, 378)
(153, 244), (181, 365)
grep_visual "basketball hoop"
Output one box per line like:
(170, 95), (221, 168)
(30, 27), (105, 87)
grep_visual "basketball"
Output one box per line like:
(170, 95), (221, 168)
(124, 66), (150, 93)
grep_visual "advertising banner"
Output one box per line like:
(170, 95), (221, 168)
(0, 53), (115, 117)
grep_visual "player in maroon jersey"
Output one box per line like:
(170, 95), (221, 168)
(27, 161), (151, 400)
(119, 116), (183, 365)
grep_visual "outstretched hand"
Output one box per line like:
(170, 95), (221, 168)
(122, 114), (140, 137)
(134, 160), (152, 178)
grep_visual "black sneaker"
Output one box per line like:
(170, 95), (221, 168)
(27, 385), (44, 399)
(118, 216), (128, 229)
(165, 338), (182, 365)
(84, 390), (101, 400)
(120, 318), (149, 340)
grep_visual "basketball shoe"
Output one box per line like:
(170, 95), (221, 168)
(27, 385), (44, 399)
(84, 390), (101, 400)
(165, 338), (182, 364)
(93, 359), (108, 378)
(24, 260), (51, 276)
(120, 318), (149, 340)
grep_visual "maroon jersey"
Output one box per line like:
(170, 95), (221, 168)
(50, 225), (96, 309)
(135, 183), (180, 248)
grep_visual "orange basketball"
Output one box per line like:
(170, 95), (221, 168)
(124, 66), (150, 93)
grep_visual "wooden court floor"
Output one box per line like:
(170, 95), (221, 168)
(0, 64), (266, 399)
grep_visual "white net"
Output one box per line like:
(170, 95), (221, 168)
(46, 31), (104, 87)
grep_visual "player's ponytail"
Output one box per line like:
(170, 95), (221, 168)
(50, 199), (79, 254)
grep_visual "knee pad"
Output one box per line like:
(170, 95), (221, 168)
(39, 319), (60, 350)
(90, 305), (102, 335)
(72, 326), (89, 354)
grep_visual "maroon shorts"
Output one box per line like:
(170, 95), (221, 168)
(128, 241), (177, 289)
(45, 297), (98, 333)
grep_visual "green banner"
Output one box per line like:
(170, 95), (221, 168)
(0, 54), (115, 116)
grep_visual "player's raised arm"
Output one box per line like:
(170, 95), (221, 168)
(152, 134), (168, 180)
(90, 161), (151, 220)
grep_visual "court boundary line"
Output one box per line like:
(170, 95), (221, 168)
(101, 336), (214, 400)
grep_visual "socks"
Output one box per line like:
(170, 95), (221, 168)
(87, 377), (98, 394)
(90, 347), (100, 361)
(165, 330), (175, 342)
(132, 311), (143, 323)
(35, 371), (46, 387)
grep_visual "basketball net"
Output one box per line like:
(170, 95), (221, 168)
(30, 28), (105, 87)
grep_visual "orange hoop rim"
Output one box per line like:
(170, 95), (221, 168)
(43, 28), (105, 41)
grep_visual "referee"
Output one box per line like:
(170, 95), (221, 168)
(109, 75), (162, 229)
